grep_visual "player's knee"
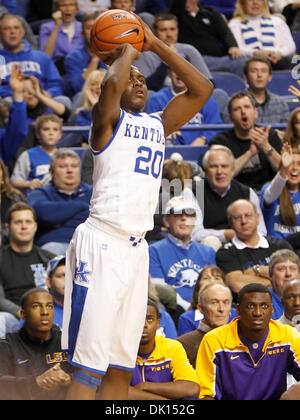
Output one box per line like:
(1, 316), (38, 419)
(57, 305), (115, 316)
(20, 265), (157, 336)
(73, 369), (102, 390)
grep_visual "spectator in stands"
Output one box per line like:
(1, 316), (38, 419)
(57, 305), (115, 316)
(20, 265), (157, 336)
(0, 5), (39, 49)
(228, 0), (296, 70)
(149, 195), (216, 311)
(269, 249), (300, 319)
(177, 282), (232, 368)
(261, 143), (300, 248)
(278, 278), (300, 330)
(0, 14), (65, 101)
(146, 68), (223, 145)
(147, 157), (196, 244)
(200, 0), (236, 20)
(74, 69), (106, 144)
(27, 148), (92, 255)
(216, 199), (293, 299)
(21, 75), (70, 124)
(0, 160), (26, 245)
(46, 255), (66, 329)
(77, 0), (109, 18)
(133, 12), (212, 94)
(110, 0), (155, 28)
(0, 287), (72, 400)
(177, 264), (226, 336)
(64, 11), (106, 98)
(279, 1), (300, 30)
(278, 277), (300, 389)
(11, 114), (63, 193)
(148, 278), (178, 339)
(192, 145), (266, 249)
(170, 0), (249, 78)
(0, 202), (55, 338)
(196, 283), (300, 400)
(128, 299), (199, 400)
(39, 0), (84, 75)
(209, 91), (282, 191)
(283, 106), (300, 148)
(243, 56), (290, 124)
(0, 64), (28, 167)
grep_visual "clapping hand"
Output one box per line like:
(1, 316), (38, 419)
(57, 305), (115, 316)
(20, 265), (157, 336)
(288, 81), (300, 101)
(280, 142), (293, 176)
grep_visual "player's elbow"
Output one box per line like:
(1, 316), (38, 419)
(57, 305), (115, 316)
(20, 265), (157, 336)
(184, 381), (200, 398)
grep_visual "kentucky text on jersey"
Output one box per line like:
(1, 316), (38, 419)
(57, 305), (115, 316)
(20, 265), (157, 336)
(0, 61), (42, 79)
(167, 259), (202, 279)
(124, 122), (165, 145)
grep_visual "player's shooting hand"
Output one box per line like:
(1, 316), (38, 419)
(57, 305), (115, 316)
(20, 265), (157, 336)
(133, 13), (155, 52)
(98, 43), (140, 66)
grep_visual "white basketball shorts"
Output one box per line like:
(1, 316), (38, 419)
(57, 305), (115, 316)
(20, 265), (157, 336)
(61, 219), (149, 375)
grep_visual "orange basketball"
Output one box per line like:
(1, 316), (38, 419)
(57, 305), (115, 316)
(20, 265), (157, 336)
(90, 9), (144, 62)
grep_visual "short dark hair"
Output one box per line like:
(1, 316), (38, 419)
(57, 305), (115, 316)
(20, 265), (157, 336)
(147, 298), (161, 319)
(237, 283), (272, 305)
(228, 91), (256, 114)
(153, 12), (178, 30)
(5, 202), (37, 225)
(243, 56), (272, 77)
(21, 287), (52, 310)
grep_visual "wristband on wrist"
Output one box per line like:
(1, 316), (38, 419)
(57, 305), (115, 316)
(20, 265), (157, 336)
(266, 147), (273, 156)
(253, 264), (261, 276)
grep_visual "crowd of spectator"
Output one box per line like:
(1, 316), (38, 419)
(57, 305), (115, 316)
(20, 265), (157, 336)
(0, 0), (300, 401)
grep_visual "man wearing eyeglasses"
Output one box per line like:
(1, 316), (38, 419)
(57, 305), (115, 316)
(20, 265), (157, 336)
(216, 199), (292, 302)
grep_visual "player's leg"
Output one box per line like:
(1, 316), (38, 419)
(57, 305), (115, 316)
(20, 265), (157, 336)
(62, 225), (119, 399)
(97, 367), (132, 400)
(101, 240), (149, 400)
(66, 369), (102, 400)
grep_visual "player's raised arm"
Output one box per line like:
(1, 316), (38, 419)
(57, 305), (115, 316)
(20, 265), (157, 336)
(90, 43), (140, 151)
(141, 19), (213, 138)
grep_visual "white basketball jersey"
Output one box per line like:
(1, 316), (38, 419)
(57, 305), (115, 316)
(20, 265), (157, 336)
(88, 109), (165, 236)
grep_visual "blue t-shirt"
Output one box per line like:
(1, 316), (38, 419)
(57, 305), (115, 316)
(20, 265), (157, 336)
(149, 236), (216, 306)
(261, 183), (300, 238)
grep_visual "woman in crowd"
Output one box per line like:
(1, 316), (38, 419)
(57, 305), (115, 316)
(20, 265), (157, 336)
(282, 107), (300, 148)
(228, 0), (296, 69)
(74, 69), (106, 143)
(261, 143), (300, 254)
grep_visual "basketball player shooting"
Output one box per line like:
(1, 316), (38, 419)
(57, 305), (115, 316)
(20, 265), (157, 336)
(62, 16), (213, 400)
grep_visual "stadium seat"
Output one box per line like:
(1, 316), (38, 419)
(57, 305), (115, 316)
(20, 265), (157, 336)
(268, 70), (297, 96)
(211, 72), (246, 96)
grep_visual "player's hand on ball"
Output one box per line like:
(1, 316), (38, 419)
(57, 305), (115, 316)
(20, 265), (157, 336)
(98, 43), (140, 66)
(133, 14), (155, 52)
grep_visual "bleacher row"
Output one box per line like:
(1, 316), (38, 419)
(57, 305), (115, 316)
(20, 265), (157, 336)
(70, 122), (289, 166)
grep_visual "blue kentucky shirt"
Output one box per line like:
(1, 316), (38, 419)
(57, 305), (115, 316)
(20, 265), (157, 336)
(149, 234), (216, 309)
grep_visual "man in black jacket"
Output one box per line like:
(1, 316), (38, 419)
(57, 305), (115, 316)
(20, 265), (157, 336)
(0, 287), (72, 400)
(0, 202), (55, 338)
(170, 0), (249, 77)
